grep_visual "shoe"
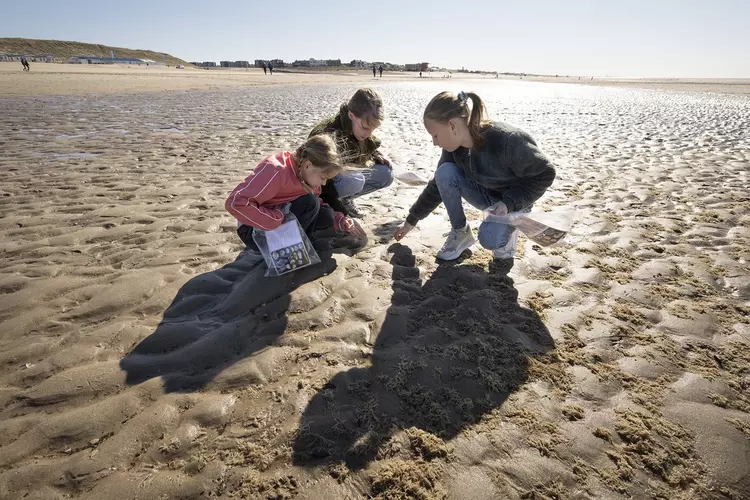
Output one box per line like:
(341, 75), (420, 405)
(437, 224), (476, 260)
(342, 198), (364, 219)
(491, 231), (519, 260)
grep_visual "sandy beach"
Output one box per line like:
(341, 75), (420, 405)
(2, 62), (750, 97)
(0, 67), (748, 499)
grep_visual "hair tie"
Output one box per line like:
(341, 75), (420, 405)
(457, 91), (468, 104)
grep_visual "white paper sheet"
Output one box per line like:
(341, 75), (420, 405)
(266, 221), (304, 252)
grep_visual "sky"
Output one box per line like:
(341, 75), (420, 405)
(2, 0), (749, 78)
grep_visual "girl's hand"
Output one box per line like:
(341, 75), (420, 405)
(393, 221), (414, 241)
(340, 216), (366, 238)
(488, 201), (508, 216)
(374, 155), (392, 169)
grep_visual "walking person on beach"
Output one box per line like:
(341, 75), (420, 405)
(372, 64), (377, 78)
(393, 91), (556, 262)
(309, 88), (394, 219)
(226, 134), (366, 251)
(378, 65), (383, 78)
(268, 62), (273, 75)
(21, 57), (29, 72)
(263, 62), (267, 75)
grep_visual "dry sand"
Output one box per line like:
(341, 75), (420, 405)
(0, 63), (424, 97)
(2, 62), (749, 97)
(0, 71), (748, 499)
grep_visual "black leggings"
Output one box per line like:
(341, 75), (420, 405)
(237, 193), (335, 249)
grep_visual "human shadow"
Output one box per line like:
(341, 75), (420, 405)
(119, 230), (364, 393)
(292, 243), (554, 469)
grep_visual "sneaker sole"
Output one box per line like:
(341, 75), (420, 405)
(437, 234), (477, 261)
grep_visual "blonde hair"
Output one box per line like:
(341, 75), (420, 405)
(348, 88), (384, 129)
(424, 91), (489, 149)
(294, 134), (344, 188)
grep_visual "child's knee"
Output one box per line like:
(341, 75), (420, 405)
(315, 204), (336, 230)
(334, 172), (366, 198)
(373, 164), (394, 188)
(290, 192), (320, 216)
(434, 162), (460, 186)
(478, 222), (513, 250)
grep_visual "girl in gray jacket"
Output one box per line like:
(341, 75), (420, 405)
(393, 91), (556, 261)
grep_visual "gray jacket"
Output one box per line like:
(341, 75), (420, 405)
(406, 121), (556, 226)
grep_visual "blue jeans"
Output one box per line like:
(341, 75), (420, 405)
(434, 162), (530, 250)
(333, 164), (394, 199)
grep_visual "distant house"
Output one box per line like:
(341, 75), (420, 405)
(30, 54), (54, 63)
(269, 59), (285, 68)
(0, 53), (25, 62)
(0, 53), (51, 62)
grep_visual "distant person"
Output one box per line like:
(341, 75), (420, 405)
(308, 88), (394, 219)
(393, 91), (556, 263)
(263, 62), (267, 75)
(419, 70), (422, 78)
(225, 134), (366, 253)
(268, 62), (273, 75)
(21, 57), (29, 72)
(372, 64), (376, 78)
(378, 65), (383, 78)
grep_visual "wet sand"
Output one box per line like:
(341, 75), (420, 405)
(0, 77), (748, 499)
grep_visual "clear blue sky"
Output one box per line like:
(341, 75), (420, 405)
(3, 0), (748, 77)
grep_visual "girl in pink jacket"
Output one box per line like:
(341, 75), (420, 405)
(226, 134), (365, 249)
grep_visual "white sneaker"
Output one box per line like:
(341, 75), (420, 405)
(437, 224), (476, 260)
(492, 231), (519, 260)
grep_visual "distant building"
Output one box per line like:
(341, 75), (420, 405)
(269, 59), (285, 68)
(0, 53), (25, 62)
(191, 61), (216, 67)
(326, 59), (341, 66)
(349, 59), (368, 67)
(66, 56), (164, 65)
(292, 58), (330, 67)
(405, 62), (430, 72)
(221, 61), (250, 68)
(30, 54), (54, 62)
(0, 53), (53, 62)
